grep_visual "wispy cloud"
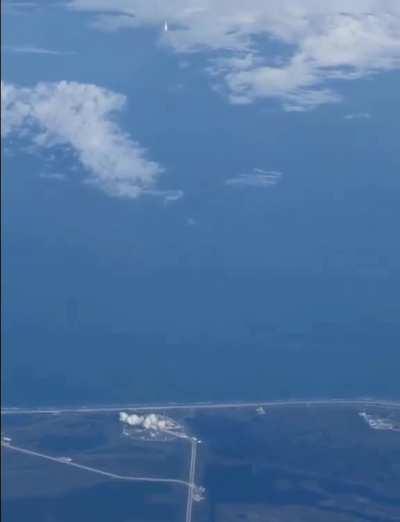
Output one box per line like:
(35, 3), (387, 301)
(344, 112), (372, 120)
(2, 1), (40, 15)
(1, 80), (167, 199)
(142, 189), (184, 203)
(4, 45), (74, 56)
(68, 0), (400, 111)
(39, 172), (67, 181)
(3, 1), (39, 8)
(3, 1), (38, 5)
(226, 169), (282, 188)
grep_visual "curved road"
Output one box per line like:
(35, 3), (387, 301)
(3, 398), (398, 522)
(1, 442), (190, 488)
(2, 439), (200, 522)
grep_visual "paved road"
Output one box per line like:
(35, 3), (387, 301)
(3, 398), (398, 521)
(2, 398), (400, 416)
(185, 440), (198, 522)
(1, 442), (190, 488)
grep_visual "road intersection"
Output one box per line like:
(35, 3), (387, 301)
(2, 398), (399, 522)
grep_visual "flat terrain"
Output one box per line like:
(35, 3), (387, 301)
(189, 404), (400, 522)
(2, 401), (400, 522)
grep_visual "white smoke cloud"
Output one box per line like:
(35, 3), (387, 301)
(119, 412), (144, 426)
(119, 412), (175, 431)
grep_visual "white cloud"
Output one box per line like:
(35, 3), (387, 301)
(4, 46), (74, 56)
(3, 1), (39, 11)
(4, 1), (38, 5)
(1, 80), (165, 198)
(226, 169), (282, 188)
(68, 0), (400, 111)
(39, 172), (67, 181)
(3, 1), (43, 16)
(142, 188), (184, 203)
(344, 112), (372, 120)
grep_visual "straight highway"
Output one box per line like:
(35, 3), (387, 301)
(2, 398), (400, 416)
(185, 439), (198, 522)
(3, 397), (399, 522)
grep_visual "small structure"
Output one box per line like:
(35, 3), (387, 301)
(59, 457), (72, 463)
(193, 485), (206, 502)
(358, 412), (397, 431)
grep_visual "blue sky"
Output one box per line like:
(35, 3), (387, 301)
(2, 1), (400, 404)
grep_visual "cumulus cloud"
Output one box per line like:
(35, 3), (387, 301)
(68, 0), (400, 111)
(1, 80), (165, 198)
(226, 169), (282, 188)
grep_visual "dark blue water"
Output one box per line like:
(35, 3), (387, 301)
(3, 273), (400, 407)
